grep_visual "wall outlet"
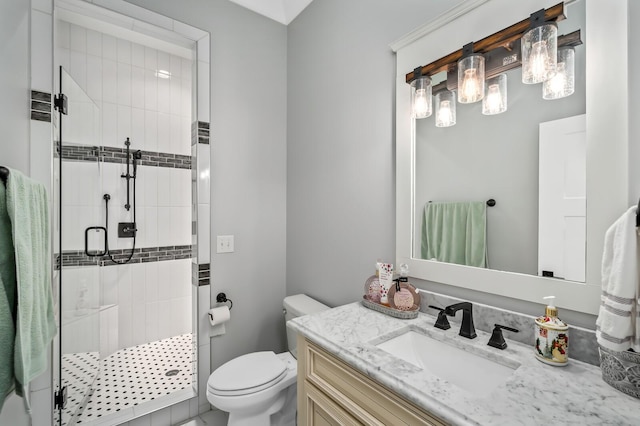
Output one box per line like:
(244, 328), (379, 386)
(216, 235), (234, 253)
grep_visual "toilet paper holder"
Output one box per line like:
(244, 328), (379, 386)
(215, 292), (233, 310)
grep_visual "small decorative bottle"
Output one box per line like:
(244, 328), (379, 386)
(534, 296), (569, 366)
(364, 263), (381, 303)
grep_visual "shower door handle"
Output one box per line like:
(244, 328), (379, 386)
(85, 226), (107, 257)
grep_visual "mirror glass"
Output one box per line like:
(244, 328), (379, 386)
(412, 1), (586, 281)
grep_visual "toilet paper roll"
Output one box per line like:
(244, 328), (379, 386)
(208, 306), (231, 327)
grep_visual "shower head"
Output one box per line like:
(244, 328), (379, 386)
(103, 193), (111, 201)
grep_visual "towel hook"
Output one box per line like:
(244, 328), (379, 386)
(0, 166), (9, 186)
(216, 292), (233, 310)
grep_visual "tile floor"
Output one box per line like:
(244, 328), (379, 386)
(175, 410), (228, 426)
(62, 333), (195, 425)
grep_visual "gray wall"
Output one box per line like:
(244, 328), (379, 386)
(0, 0), (33, 424)
(286, 0), (459, 306)
(128, 0), (289, 366)
(0, 0), (31, 175)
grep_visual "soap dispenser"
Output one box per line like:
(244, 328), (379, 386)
(534, 296), (569, 366)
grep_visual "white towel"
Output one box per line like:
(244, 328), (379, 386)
(596, 206), (640, 352)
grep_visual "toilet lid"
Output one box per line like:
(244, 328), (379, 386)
(208, 351), (287, 396)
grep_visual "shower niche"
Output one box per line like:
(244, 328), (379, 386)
(52, 1), (211, 425)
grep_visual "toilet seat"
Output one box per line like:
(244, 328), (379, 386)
(207, 351), (287, 397)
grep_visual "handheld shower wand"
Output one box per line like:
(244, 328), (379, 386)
(133, 150), (142, 178)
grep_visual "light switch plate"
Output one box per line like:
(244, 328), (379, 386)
(216, 235), (234, 253)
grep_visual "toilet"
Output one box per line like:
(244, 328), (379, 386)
(206, 294), (330, 426)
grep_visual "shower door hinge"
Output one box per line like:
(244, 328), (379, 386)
(54, 93), (68, 115)
(54, 386), (67, 410)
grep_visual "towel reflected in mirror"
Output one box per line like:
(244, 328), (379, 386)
(421, 201), (488, 268)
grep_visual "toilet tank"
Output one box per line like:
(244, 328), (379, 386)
(283, 294), (330, 359)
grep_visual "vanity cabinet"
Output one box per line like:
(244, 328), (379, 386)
(297, 335), (446, 426)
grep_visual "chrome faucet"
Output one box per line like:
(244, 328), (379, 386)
(444, 302), (477, 339)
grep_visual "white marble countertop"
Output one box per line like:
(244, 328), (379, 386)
(288, 302), (640, 426)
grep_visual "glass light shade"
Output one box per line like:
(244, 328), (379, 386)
(521, 23), (557, 84)
(482, 74), (507, 115)
(410, 76), (432, 119)
(543, 47), (575, 100)
(435, 90), (456, 127)
(457, 54), (485, 103)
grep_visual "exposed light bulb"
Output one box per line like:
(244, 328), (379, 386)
(521, 22), (557, 84)
(457, 53), (484, 104)
(484, 85), (503, 114)
(436, 100), (454, 127)
(482, 73), (507, 115)
(529, 41), (552, 82)
(546, 64), (566, 96)
(461, 69), (481, 102)
(414, 88), (430, 118)
(435, 90), (456, 127)
(411, 75), (432, 119)
(543, 47), (575, 100)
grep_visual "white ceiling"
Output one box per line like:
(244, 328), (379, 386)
(228, 0), (315, 25)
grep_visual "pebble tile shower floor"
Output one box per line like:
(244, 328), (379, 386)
(64, 333), (195, 425)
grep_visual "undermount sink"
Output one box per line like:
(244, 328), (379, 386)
(375, 330), (518, 395)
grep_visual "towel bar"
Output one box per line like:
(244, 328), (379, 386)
(428, 198), (496, 207)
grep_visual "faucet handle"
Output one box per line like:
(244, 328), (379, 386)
(428, 305), (451, 330)
(487, 324), (519, 350)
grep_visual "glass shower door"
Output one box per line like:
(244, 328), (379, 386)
(54, 67), (102, 426)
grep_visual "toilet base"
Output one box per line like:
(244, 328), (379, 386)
(225, 384), (295, 426)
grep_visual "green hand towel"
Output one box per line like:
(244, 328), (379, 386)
(0, 182), (17, 411)
(421, 201), (487, 268)
(4, 168), (56, 409)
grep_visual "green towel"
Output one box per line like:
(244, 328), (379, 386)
(421, 201), (487, 268)
(1, 168), (56, 410)
(0, 182), (17, 410)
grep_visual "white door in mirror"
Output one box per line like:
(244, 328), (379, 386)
(538, 114), (586, 282)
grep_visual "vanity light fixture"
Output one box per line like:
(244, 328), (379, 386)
(457, 43), (484, 104)
(521, 9), (557, 84)
(482, 73), (507, 115)
(542, 46), (575, 99)
(405, 2), (583, 128)
(435, 90), (456, 127)
(411, 69), (432, 119)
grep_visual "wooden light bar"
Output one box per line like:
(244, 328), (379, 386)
(406, 2), (566, 84)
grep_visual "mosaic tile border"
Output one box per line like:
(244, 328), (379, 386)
(31, 90), (52, 122)
(56, 245), (193, 269)
(192, 263), (210, 287)
(198, 121), (210, 145)
(56, 143), (191, 169)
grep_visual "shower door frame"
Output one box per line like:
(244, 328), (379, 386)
(45, 0), (213, 425)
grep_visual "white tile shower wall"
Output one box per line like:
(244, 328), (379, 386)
(56, 20), (193, 353)
(55, 21), (192, 155)
(98, 259), (192, 349)
(60, 161), (191, 251)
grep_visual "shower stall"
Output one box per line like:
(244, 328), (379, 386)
(51, 1), (212, 424)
